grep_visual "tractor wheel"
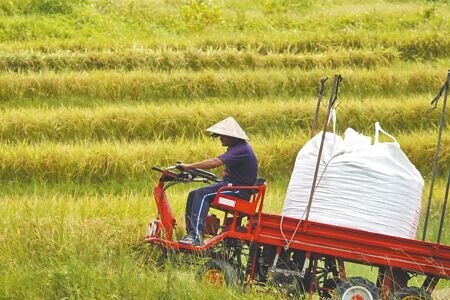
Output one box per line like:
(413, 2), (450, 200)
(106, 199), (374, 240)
(391, 287), (431, 300)
(335, 276), (381, 300)
(196, 259), (238, 287)
(268, 272), (307, 299)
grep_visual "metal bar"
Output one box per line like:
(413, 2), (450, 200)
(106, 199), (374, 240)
(248, 246), (258, 286)
(311, 77), (328, 137)
(422, 275), (440, 294)
(270, 246), (281, 272)
(270, 267), (303, 277)
(305, 74), (342, 221)
(381, 267), (393, 300)
(309, 258), (318, 300)
(337, 259), (346, 280)
(301, 252), (311, 278)
(376, 266), (385, 288)
(423, 71), (449, 241)
(437, 171), (450, 244)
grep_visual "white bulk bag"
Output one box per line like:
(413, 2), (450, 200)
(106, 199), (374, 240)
(282, 122), (424, 239)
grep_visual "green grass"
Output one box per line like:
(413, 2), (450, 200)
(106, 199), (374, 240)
(0, 0), (448, 46)
(0, 0), (449, 298)
(0, 192), (266, 299)
(0, 179), (448, 299)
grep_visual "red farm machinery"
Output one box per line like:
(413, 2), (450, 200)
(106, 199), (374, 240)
(144, 73), (450, 300)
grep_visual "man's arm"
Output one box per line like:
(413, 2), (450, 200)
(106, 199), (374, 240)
(178, 158), (223, 170)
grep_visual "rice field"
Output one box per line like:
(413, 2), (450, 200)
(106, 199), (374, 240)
(0, 0), (449, 299)
(0, 66), (447, 101)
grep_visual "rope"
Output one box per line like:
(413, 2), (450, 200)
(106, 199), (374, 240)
(279, 116), (340, 249)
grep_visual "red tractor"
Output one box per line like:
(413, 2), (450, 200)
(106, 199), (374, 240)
(145, 165), (450, 300)
(146, 73), (450, 299)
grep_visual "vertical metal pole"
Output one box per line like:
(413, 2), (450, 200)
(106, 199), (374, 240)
(305, 75), (342, 221)
(311, 77), (328, 137)
(437, 171), (450, 245)
(422, 71), (449, 241)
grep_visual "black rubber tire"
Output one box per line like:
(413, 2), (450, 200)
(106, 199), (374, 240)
(336, 276), (381, 300)
(391, 287), (431, 300)
(196, 259), (238, 287)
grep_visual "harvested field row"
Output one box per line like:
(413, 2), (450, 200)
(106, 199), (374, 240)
(0, 132), (447, 183)
(0, 97), (444, 142)
(0, 67), (446, 101)
(0, 48), (399, 72)
(1, 31), (447, 58)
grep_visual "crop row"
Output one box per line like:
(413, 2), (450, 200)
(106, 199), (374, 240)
(0, 48), (400, 72)
(0, 31), (447, 58)
(0, 132), (447, 183)
(0, 67), (446, 101)
(0, 97), (444, 142)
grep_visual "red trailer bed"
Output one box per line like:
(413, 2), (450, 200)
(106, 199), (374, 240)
(255, 213), (450, 278)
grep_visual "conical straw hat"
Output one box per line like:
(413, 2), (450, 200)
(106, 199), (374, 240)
(206, 117), (249, 140)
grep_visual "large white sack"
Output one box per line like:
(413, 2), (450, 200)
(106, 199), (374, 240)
(282, 124), (424, 239)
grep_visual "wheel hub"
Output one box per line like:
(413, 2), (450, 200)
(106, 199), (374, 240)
(342, 286), (374, 300)
(202, 269), (225, 286)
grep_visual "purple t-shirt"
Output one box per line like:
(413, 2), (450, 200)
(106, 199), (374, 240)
(218, 141), (257, 186)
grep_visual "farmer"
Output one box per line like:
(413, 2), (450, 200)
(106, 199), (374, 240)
(176, 116), (258, 246)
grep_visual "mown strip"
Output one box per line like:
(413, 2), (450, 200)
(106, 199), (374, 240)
(0, 48), (398, 72)
(0, 132), (447, 183)
(0, 67), (446, 101)
(0, 97), (444, 142)
(172, 32), (449, 60)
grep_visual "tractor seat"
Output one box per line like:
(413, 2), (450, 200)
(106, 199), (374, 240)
(210, 178), (266, 217)
(250, 178), (266, 195)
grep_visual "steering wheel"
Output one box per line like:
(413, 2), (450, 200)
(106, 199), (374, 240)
(152, 164), (218, 183)
(180, 165), (218, 182)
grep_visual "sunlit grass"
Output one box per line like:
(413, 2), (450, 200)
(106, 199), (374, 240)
(0, 95), (445, 142)
(0, 0), (448, 298)
(0, 66), (446, 101)
(0, 130), (447, 182)
(0, 48), (402, 72)
(0, 177), (448, 298)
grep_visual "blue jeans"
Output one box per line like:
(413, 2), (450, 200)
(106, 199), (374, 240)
(185, 182), (249, 240)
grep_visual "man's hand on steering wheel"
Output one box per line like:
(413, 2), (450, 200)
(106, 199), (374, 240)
(175, 163), (190, 171)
